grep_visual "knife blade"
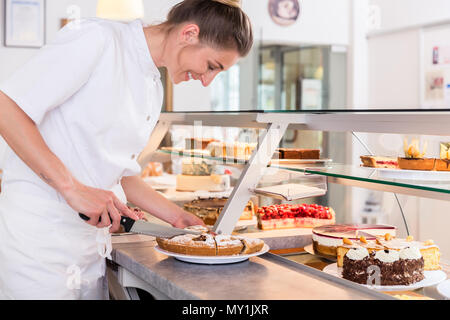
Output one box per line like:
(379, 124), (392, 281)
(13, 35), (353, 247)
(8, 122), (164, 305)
(78, 213), (202, 238)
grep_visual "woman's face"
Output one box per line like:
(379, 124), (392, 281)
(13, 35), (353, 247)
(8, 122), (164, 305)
(164, 24), (240, 86)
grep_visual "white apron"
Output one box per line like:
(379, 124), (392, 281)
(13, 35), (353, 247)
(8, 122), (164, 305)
(0, 190), (112, 300)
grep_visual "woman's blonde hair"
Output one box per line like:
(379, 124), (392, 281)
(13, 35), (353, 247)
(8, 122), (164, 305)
(161, 0), (253, 57)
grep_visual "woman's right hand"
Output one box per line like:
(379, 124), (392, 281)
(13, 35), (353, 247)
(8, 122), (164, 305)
(60, 179), (140, 233)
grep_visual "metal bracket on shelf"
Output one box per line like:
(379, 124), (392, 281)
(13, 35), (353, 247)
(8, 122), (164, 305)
(213, 122), (288, 234)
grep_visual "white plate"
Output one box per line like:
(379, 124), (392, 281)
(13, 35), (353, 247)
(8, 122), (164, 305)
(154, 244), (270, 264)
(361, 166), (450, 181)
(323, 263), (447, 291)
(437, 279), (450, 299)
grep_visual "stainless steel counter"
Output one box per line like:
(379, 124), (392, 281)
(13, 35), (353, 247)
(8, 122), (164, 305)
(109, 234), (392, 300)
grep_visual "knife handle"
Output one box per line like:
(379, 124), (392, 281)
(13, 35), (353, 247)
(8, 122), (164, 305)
(78, 213), (135, 232)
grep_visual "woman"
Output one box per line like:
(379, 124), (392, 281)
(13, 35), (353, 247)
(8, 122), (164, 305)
(0, 0), (253, 299)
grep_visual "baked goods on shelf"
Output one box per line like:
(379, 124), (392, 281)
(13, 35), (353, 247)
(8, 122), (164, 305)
(176, 174), (230, 192)
(183, 198), (255, 226)
(398, 139), (435, 171)
(156, 226), (265, 256)
(336, 235), (441, 271)
(181, 158), (214, 176)
(312, 224), (396, 257)
(360, 155), (398, 169)
(176, 158), (230, 192)
(185, 138), (218, 150)
(435, 142), (450, 171)
(141, 162), (163, 177)
(342, 247), (425, 286)
(398, 157), (436, 171)
(208, 141), (257, 160)
(276, 148), (320, 159)
(257, 204), (335, 230)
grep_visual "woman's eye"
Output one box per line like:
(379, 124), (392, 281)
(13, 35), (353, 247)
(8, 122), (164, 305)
(208, 65), (215, 71)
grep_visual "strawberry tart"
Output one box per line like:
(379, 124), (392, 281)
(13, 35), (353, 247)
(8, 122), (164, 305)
(257, 204), (335, 230)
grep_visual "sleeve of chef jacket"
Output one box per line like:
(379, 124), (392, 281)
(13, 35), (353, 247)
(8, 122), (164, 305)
(0, 19), (107, 125)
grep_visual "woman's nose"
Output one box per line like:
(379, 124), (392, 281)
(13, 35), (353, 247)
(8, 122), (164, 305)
(201, 71), (219, 87)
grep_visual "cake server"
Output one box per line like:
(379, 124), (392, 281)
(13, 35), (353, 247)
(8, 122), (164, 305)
(78, 213), (202, 238)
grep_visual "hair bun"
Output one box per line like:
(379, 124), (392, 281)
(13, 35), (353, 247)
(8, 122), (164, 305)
(213, 0), (241, 8)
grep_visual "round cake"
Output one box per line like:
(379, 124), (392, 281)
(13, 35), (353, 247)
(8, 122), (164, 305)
(342, 247), (425, 286)
(156, 225), (264, 257)
(312, 224), (397, 257)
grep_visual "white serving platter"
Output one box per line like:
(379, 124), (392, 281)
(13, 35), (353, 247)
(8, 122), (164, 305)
(322, 263), (447, 291)
(361, 166), (450, 181)
(437, 279), (450, 299)
(154, 243), (270, 264)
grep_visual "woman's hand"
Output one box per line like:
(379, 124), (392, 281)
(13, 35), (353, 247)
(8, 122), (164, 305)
(61, 179), (140, 232)
(172, 210), (206, 229)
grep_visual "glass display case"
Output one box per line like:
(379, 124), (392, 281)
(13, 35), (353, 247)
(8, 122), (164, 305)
(137, 109), (450, 300)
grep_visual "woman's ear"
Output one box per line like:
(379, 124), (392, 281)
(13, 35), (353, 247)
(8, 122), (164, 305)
(179, 23), (200, 45)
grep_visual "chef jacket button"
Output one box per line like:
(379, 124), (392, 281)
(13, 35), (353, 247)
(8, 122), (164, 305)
(131, 154), (136, 160)
(146, 115), (150, 121)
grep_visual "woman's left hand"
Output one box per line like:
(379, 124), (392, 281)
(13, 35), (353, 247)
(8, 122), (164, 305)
(172, 210), (205, 229)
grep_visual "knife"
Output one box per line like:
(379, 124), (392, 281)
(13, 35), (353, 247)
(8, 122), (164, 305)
(78, 213), (202, 238)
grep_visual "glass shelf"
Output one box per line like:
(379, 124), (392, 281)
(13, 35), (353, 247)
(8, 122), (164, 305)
(271, 163), (450, 198)
(156, 149), (450, 199)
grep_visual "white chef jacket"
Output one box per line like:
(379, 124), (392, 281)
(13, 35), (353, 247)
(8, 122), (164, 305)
(0, 18), (163, 202)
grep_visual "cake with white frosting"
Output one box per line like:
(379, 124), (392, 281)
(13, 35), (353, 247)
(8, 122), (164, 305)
(342, 247), (425, 286)
(312, 224), (397, 257)
(336, 235), (441, 271)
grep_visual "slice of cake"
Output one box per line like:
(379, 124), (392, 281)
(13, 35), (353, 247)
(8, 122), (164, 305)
(215, 235), (244, 256)
(239, 237), (265, 254)
(277, 148), (320, 159)
(257, 204), (335, 230)
(360, 155), (398, 169)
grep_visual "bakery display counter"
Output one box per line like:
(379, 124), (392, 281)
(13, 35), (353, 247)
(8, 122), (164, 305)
(108, 233), (393, 300)
(277, 248), (450, 300)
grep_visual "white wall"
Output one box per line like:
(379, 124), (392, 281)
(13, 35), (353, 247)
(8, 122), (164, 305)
(367, 0), (450, 262)
(243, 0), (350, 46)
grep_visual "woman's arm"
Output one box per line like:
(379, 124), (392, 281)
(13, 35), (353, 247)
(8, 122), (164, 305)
(0, 90), (138, 231)
(121, 175), (205, 228)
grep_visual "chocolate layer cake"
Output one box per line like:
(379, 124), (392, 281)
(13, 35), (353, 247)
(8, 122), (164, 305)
(342, 247), (425, 286)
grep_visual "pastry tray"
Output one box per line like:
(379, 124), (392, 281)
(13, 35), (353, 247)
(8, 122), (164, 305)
(154, 244), (270, 264)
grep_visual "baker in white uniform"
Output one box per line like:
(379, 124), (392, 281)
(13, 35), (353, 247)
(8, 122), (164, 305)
(0, 0), (253, 299)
